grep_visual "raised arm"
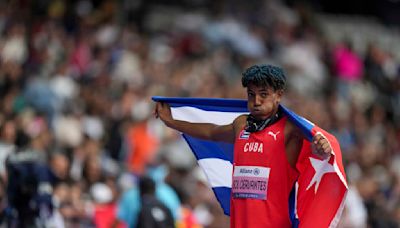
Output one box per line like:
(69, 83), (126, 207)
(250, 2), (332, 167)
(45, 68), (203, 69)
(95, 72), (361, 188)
(154, 102), (237, 143)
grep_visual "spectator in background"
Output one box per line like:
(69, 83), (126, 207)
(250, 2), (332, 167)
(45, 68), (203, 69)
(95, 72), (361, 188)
(125, 117), (160, 175)
(332, 39), (364, 100)
(49, 152), (71, 183)
(1, 22), (28, 65)
(136, 176), (174, 228)
(332, 40), (364, 82)
(117, 163), (181, 228)
(0, 118), (17, 182)
(0, 178), (6, 226)
(5, 148), (54, 227)
(81, 155), (105, 192)
(91, 182), (126, 228)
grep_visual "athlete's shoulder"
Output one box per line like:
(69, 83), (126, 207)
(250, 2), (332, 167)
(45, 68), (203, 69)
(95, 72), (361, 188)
(284, 116), (303, 140)
(232, 114), (247, 134)
(233, 114), (247, 127)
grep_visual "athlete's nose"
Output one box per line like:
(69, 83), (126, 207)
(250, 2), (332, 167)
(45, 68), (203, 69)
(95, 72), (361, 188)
(255, 95), (262, 106)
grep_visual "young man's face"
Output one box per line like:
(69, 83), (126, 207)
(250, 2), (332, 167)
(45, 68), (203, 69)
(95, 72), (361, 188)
(246, 83), (283, 120)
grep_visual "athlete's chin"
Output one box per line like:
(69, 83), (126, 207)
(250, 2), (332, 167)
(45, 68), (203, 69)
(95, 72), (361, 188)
(250, 112), (269, 120)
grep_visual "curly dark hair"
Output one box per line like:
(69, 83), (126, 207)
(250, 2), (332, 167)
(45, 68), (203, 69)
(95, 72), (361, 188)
(241, 64), (286, 91)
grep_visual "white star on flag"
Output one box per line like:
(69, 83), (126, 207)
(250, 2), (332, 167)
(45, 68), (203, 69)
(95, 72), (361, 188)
(306, 157), (335, 194)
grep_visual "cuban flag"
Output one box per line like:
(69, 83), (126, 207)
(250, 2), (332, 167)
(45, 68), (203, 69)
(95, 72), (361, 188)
(152, 96), (348, 228)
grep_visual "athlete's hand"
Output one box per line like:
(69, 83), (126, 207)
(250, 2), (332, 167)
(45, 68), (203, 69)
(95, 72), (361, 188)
(154, 102), (173, 125)
(311, 133), (332, 159)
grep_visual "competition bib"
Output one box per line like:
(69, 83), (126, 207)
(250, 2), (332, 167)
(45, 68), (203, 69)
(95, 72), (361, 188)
(232, 166), (270, 200)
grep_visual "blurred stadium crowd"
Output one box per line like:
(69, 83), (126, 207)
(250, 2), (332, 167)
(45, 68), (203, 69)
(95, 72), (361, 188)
(0, 0), (399, 227)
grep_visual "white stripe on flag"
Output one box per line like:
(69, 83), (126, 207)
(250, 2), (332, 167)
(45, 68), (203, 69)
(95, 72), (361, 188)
(171, 107), (245, 125)
(198, 158), (233, 188)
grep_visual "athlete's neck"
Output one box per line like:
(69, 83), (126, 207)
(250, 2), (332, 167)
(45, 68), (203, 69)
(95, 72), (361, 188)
(246, 109), (281, 132)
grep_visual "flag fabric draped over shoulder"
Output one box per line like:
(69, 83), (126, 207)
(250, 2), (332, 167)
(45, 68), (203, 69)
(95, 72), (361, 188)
(152, 96), (348, 228)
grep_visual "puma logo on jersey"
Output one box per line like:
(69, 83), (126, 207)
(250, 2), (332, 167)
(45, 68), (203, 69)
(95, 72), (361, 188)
(268, 131), (280, 141)
(244, 142), (263, 153)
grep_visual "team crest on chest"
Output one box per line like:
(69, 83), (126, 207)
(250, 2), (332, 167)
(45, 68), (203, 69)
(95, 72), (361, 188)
(239, 130), (250, 140)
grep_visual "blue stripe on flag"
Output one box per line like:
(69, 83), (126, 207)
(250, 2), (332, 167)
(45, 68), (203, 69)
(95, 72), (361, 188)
(212, 187), (231, 215)
(182, 134), (233, 216)
(182, 134), (234, 162)
(289, 185), (299, 228)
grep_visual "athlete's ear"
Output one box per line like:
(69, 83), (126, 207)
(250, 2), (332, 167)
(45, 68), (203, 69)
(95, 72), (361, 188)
(276, 89), (284, 102)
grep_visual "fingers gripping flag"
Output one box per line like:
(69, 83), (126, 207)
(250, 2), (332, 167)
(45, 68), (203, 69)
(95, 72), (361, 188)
(152, 97), (348, 228)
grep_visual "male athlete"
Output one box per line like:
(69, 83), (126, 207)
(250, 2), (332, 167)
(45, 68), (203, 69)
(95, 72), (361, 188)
(155, 64), (332, 227)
